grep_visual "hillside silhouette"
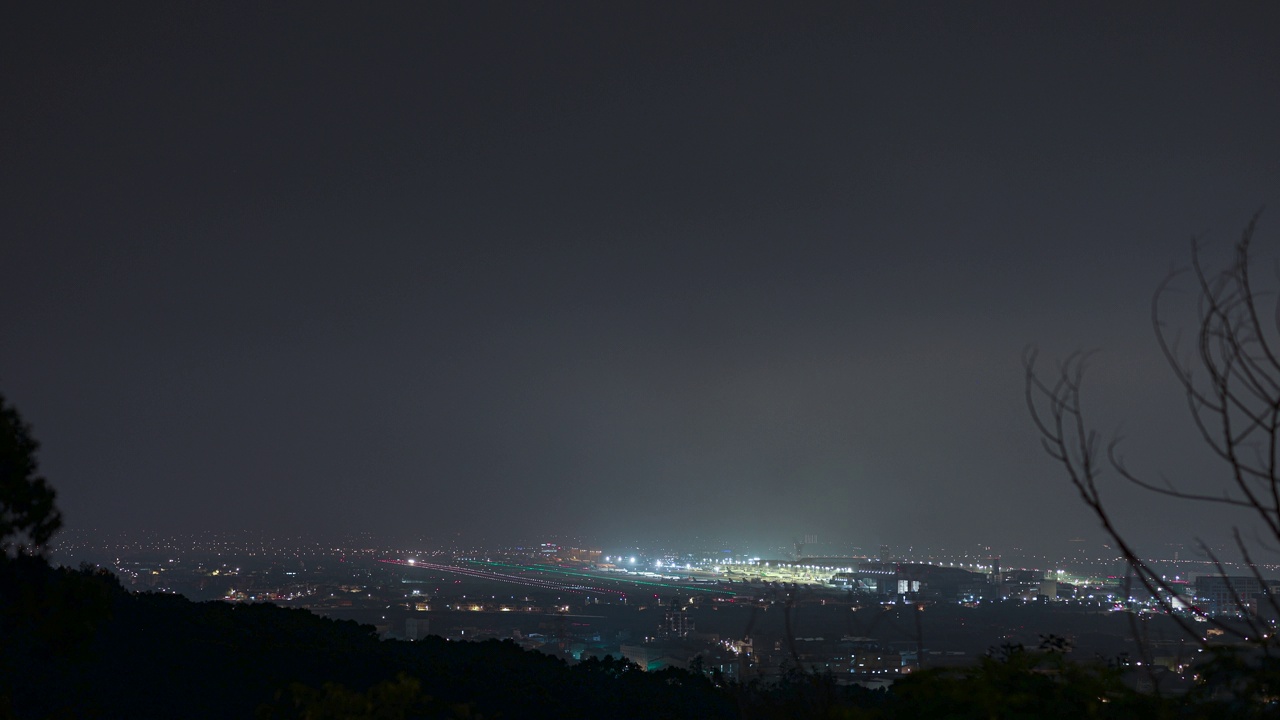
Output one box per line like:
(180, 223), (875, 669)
(2, 553), (746, 719)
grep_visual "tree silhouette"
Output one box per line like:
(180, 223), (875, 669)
(1025, 214), (1280, 642)
(0, 392), (62, 556)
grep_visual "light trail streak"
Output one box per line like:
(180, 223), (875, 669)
(378, 559), (626, 597)
(467, 560), (736, 597)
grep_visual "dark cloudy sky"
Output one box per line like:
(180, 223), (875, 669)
(3, 2), (1279, 553)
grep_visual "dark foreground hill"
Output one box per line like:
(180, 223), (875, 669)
(1, 555), (741, 719)
(2, 554), (1263, 719)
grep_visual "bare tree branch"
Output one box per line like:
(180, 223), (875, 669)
(1026, 213), (1279, 653)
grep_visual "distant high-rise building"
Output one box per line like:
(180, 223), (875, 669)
(661, 601), (694, 639)
(1194, 575), (1267, 616)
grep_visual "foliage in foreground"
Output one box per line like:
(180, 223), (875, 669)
(0, 392), (61, 556)
(8, 554), (1280, 719)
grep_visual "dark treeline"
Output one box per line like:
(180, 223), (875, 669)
(1, 554), (737, 719)
(6, 552), (1277, 719)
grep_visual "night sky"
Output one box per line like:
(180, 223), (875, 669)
(3, 2), (1279, 553)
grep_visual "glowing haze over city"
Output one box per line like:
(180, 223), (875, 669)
(4, 2), (1279, 562)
